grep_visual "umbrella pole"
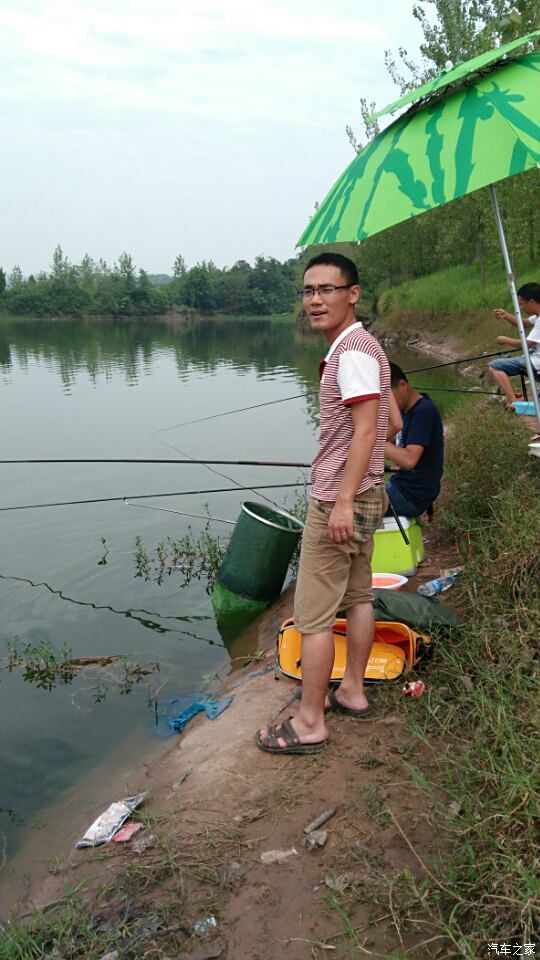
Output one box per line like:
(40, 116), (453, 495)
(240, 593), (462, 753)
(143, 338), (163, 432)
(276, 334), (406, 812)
(489, 185), (540, 430)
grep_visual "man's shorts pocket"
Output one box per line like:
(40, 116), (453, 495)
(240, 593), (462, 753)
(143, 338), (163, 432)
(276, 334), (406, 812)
(352, 490), (387, 543)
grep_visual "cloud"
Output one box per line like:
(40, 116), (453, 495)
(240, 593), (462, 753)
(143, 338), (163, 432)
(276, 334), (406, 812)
(0, 0), (392, 119)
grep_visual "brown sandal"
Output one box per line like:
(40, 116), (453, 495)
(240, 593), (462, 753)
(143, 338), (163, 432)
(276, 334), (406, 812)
(255, 717), (327, 755)
(327, 687), (372, 719)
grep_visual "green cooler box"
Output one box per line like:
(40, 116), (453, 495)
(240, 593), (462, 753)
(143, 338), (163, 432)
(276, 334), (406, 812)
(371, 516), (424, 576)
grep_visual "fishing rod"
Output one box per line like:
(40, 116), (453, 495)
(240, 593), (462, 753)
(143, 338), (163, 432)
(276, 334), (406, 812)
(405, 347), (520, 374)
(410, 385), (497, 395)
(0, 482), (310, 513)
(0, 458), (312, 467)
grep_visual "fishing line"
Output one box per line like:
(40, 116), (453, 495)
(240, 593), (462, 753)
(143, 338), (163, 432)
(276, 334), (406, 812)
(152, 432), (287, 511)
(0, 571), (222, 647)
(149, 348), (519, 434)
(0, 482), (309, 512)
(124, 500), (236, 524)
(152, 393), (308, 435)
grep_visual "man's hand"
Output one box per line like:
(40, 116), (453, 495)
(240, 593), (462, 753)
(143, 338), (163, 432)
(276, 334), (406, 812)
(493, 308), (514, 323)
(328, 499), (354, 542)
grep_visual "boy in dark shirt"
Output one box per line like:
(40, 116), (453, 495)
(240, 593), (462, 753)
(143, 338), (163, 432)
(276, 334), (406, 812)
(384, 362), (444, 517)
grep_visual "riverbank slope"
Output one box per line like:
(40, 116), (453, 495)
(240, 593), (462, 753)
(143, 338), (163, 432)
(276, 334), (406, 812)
(373, 256), (539, 363)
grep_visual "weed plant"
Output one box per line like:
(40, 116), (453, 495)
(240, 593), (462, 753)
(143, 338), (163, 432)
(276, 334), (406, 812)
(438, 400), (539, 535)
(384, 400), (540, 953)
(134, 527), (227, 592)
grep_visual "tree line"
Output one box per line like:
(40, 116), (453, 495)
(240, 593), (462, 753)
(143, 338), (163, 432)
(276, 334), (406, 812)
(0, 248), (300, 318)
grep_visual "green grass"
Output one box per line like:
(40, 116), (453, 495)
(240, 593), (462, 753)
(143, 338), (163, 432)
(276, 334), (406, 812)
(438, 399), (539, 533)
(382, 401), (539, 952)
(375, 256), (538, 354)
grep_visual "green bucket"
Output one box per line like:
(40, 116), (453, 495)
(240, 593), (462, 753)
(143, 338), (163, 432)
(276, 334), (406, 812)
(216, 501), (304, 603)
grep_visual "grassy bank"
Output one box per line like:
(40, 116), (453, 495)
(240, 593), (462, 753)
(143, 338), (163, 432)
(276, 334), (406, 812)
(375, 256), (538, 355)
(384, 401), (539, 952)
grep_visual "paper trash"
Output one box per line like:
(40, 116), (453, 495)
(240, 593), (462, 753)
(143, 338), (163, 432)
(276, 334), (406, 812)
(76, 792), (147, 848)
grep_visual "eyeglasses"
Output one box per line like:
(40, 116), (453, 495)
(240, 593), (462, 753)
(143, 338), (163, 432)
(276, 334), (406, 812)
(298, 283), (354, 300)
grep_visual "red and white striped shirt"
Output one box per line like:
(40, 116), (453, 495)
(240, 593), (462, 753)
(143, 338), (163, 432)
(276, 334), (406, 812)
(311, 322), (390, 500)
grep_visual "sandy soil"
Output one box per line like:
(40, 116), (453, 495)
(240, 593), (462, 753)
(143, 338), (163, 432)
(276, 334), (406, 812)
(4, 532), (459, 959)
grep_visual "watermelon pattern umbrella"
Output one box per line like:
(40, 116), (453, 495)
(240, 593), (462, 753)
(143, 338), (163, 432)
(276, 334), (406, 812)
(298, 32), (540, 427)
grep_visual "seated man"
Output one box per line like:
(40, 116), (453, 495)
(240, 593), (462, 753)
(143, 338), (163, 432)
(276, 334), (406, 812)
(488, 282), (540, 407)
(384, 363), (444, 518)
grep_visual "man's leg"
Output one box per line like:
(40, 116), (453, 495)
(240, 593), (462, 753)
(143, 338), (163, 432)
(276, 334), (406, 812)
(258, 499), (350, 748)
(259, 630), (333, 748)
(488, 365), (517, 405)
(332, 600), (374, 712)
(331, 489), (387, 711)
(488, 358), (528, 406)
(385, 477), (421, 518)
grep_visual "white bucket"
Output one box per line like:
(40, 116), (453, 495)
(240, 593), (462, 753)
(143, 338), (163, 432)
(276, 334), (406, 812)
(372, 573), (409, 591)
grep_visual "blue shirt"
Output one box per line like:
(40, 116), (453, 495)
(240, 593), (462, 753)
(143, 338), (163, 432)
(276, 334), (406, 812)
(392, 395), (444, 509)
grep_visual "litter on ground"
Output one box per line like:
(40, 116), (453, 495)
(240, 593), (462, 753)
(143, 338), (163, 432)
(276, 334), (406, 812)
(260, 847), (297, 864)
(112, 822), (143, 843)
(76, 793), (147, 848)
(302, 829), (328, 850)
(304, 805), (337, 834)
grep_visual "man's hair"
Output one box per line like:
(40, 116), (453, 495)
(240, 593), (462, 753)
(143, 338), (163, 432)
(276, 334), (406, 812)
(303, 252), (359, 286)
(389, 362), (408, 386)
(517, 282), (540, 303)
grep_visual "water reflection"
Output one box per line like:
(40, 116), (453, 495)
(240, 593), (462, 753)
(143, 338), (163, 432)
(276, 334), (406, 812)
(0, 316), (322, 392)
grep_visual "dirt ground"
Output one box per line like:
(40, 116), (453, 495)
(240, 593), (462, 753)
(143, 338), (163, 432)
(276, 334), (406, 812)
(7, 532), (460, 959)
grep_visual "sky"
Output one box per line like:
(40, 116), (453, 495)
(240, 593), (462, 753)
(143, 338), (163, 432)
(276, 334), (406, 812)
(0, 0), (425, 276)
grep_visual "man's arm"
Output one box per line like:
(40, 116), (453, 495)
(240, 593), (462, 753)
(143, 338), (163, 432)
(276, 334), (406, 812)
(384, 441), (424, 469)
(496, 335), (526, 348)
(387, 391), (402, 440)
(493, 309), (534, 328)
(327, 399), (379, 542)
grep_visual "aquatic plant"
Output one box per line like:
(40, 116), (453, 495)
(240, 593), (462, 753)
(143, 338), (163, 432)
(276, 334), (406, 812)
(4, 638), (159, 701)
(133, 526), (227, 593)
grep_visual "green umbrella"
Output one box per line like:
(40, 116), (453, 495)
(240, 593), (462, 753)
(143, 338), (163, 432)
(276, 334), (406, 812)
(298, 46), (540, 427)
(366, 29), (540, 122)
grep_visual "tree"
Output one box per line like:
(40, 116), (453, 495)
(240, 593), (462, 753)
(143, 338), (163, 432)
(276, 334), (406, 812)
(51, 244), (71, 281)
(8, 265), (24, 288)
(385, 1), (538, 91)
(173, 254), (187, 279)
(0, 268), (6, 297)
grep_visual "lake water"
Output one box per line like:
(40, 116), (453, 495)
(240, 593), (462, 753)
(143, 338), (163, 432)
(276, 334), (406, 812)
(0, 314), (469, 898)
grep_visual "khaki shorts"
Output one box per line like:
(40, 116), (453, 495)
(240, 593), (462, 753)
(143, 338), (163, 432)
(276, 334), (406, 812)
(293, 487), (388, 635)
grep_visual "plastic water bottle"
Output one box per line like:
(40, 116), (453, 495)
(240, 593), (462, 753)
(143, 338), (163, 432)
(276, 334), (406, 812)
(417, 574), (458, 597)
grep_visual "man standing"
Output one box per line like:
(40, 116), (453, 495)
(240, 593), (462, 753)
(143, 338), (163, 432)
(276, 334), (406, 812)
(384, 363), (444, 518)
(257, 253), (391, 754)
